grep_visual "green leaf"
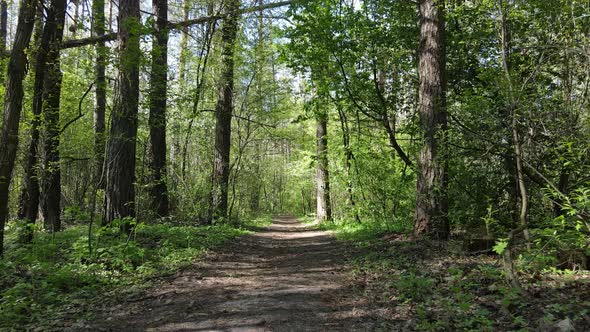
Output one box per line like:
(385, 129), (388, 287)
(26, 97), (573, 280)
(493, 240), (508, 255)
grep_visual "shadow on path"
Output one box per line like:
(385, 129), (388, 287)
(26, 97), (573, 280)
(82, 216), (377, 332)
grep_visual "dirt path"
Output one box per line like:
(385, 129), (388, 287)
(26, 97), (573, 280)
(84, 216), (375, 331)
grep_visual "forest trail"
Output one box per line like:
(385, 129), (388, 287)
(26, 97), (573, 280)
(83, 216), (373, 331)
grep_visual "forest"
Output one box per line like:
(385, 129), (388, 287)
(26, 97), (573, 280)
(0, 0), (589, 330)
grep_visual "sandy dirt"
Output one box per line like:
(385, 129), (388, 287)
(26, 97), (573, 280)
(80, 216), (377, 331)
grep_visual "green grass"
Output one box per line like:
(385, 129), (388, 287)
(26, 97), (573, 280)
(315, 218), (412, 247)
(0, 220), (254, 330)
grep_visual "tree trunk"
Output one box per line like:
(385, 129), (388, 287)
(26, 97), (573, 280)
(499, 0), (529, 247)
(337, 107), (360, 223)
(211, 0), (240, 223)
(414, 0), (449, 240)
(169, 0), (189, 208)
(0, 0), (6, 55)
(17, 5), (45, 242)
(0, 0), (38, 257)
(498, 0), (527, 288)
(104, 0), (140, 232)
(148, 0), (169, 217)
(316, 112), (332, 222)
(93, 0), (107, 188)
(39, 0), (67, 233)
(553, 39), (574, 217)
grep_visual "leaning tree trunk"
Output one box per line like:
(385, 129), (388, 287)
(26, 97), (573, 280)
(17, 6), (45, 242)
(0, 0), (38, 257)
(414, 0), (449, 240)
(40, 0), (67, 233)
(148, 0), (169, 217)
(316, 112), (332, 222)
(104, 0), (140, 232)
(93, 0), (107, 188)
(211, 0), (240, 223)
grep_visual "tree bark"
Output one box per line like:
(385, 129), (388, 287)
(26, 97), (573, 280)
(414, 0), (449, 240)
(104, 0), (140, 232)
(0, 0), (7, 55)
(0, 0), (7, 86)
(0, 0), (38, 257)
(40, 0), (67, 233)
(93, 0), (107, 188)
(148, 0), (169, 217)
(211, 0), (240, 223)
(17, 4), (44, 242)
(316, 112), (332, 222)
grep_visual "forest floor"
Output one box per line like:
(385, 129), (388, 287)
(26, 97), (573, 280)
(69, 216), (590, 332)
(74, 216), (378, 331)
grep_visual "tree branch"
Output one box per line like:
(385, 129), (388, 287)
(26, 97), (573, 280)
(61, 1), (300, 49)
(60, 82), (94, 134)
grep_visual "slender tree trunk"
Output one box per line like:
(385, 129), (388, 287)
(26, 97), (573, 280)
(498, 0), (527, 288)
(93, 0), (107, 188)
(148, 0), (169, 217)
(499, 0), (529, 246)
(104, 0), (140, 232)
(0, 0), (6, 55)
(337, 107), (360, 223)
(17, 5), (44, 242)
(169, 0), (189, 208)
(414, 0), (449, 240)
(0, 0), (38, 257)
(181, 4), (215, 181)
(211, 0), (240, 223)
(554, 40), (574, 216)
(373, 64), (414, 169)
(316, 112), (332, 222)
(0, 0), (6, 91)
(40, 0), (67, 233)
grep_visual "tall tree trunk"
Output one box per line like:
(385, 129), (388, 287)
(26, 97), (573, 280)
(0, 0), (38, 257)
(181, 2), (216, 182)
(211, 0), (239, 223)
(17, 4), (45, 242)
(104, 0), (140, 231)
(316, 112), (332, 222)
(414, 0), (449, 240)
(0, 0), (6, 89)
(169, 0), (189, 209)
(93, 0), (107, 188)
(40, 0), (67, 233)
(148, 0), (169, 217)
(498, 0), (527, 289)
(0, 0), (6, 55)
(554, 37), (574, 216)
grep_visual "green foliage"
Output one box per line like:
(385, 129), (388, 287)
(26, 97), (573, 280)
(319, 218), (412, 247)
(0, 221), (250, 330)
(493, 239), (508, 255)
(393, 273), (434, 302)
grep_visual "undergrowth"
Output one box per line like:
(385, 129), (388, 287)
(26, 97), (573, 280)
(316, 217), (412, 247)
(0, 217), (268, 331)
(320, 218), (590, 331)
